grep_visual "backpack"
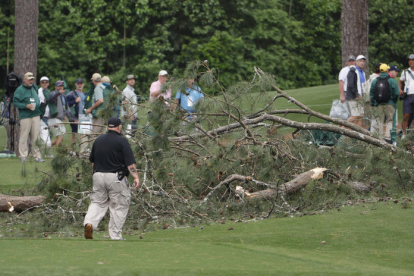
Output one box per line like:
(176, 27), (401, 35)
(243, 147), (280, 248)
(373, 75), (390, 104)
(346, 67), (358, 100)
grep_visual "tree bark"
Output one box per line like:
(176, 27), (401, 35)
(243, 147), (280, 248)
(0, 193), (45, 213)
(13, 0), (39, 78)
(12, 0), (39, 157)
(341, 0), (369, 69)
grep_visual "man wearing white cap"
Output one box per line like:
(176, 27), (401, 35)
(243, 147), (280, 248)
(346, 54), (367, 127)
(12, 72), (44, 162)
(149, 70), (172, 104)
(38, 76), (52, 147)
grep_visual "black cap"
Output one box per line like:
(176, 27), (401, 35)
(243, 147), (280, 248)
(374, 63), (382, 74)
(108, 117), (122, 128)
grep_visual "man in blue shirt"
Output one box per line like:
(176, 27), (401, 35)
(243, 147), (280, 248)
(174, 78), (204, 121)
(346, 55), (367, 127)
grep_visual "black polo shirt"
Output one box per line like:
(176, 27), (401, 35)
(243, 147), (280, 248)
(89, 130), (136, 173)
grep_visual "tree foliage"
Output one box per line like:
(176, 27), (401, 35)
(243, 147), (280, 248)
(1, 0), (413, 97)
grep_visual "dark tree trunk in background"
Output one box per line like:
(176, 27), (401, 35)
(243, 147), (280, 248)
(14, 0), (39, 77)
(341, 0), (369, 72)
(12, 0), (39, 156)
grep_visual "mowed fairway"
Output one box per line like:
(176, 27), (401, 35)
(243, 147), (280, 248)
(0, 83), (412, 275)
(1, 204), (414, 275)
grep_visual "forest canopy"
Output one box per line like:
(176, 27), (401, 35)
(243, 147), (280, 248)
(0, 0), (413, 95)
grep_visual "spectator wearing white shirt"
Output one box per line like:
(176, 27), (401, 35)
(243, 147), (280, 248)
(122, 74), (138, 121)
(38, 76), (51, 147)
(399, 54), (414, 136)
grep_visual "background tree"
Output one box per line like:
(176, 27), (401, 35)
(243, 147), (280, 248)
(6, 0), (39, 156)
(341, 0), (369, 68)
(369, 0), (414, 68)
(13, 0), (39, 77)
(2, 0), (414, 97)
(0, 0), (14, 78)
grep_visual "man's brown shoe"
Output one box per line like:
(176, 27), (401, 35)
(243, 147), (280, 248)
(84, 223), (93, 239)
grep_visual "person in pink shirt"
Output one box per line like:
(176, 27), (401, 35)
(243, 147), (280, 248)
(149, 70), (172, 104)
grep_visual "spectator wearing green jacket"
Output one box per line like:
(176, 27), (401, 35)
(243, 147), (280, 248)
(369, 64), (399, 145)
(12, 72), (44, 162)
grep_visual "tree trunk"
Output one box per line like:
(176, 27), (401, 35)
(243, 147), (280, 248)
(341, 0), (369, 69)
(13, 0), (39, 78)
(12, 0), (39, 157)
(0, 193), (45, 213)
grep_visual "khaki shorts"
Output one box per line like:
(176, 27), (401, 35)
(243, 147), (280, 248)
(347, 100), (364, 117)
(48, 118), (66, 136)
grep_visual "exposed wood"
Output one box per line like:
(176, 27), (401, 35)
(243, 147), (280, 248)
(0, 193), (45, 213)
(202, 168), (328, 203)
(248, 168), (327, 199)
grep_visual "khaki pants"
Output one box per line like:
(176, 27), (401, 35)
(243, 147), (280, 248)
(19, 116), (41, 159)
(370, 105), (395, 140)
(92, 117), (105, 135)
(84, 172), (131, 240)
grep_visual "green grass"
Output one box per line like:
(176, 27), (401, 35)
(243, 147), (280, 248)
(0, 123), (72, 191)
(1, 203), (413, 275)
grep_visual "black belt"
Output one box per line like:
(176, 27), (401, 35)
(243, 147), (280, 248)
(95, 171), (117, 174)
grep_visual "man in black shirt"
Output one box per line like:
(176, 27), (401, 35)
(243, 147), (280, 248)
(84, 117), (140, 240)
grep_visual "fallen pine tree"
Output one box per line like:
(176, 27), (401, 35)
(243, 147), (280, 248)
(2, 63), (413, 237)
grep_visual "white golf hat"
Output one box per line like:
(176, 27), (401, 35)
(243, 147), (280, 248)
(158, 70), (168, 76)
(40, 76), (49, 82)
(356, 55), (366, 61)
